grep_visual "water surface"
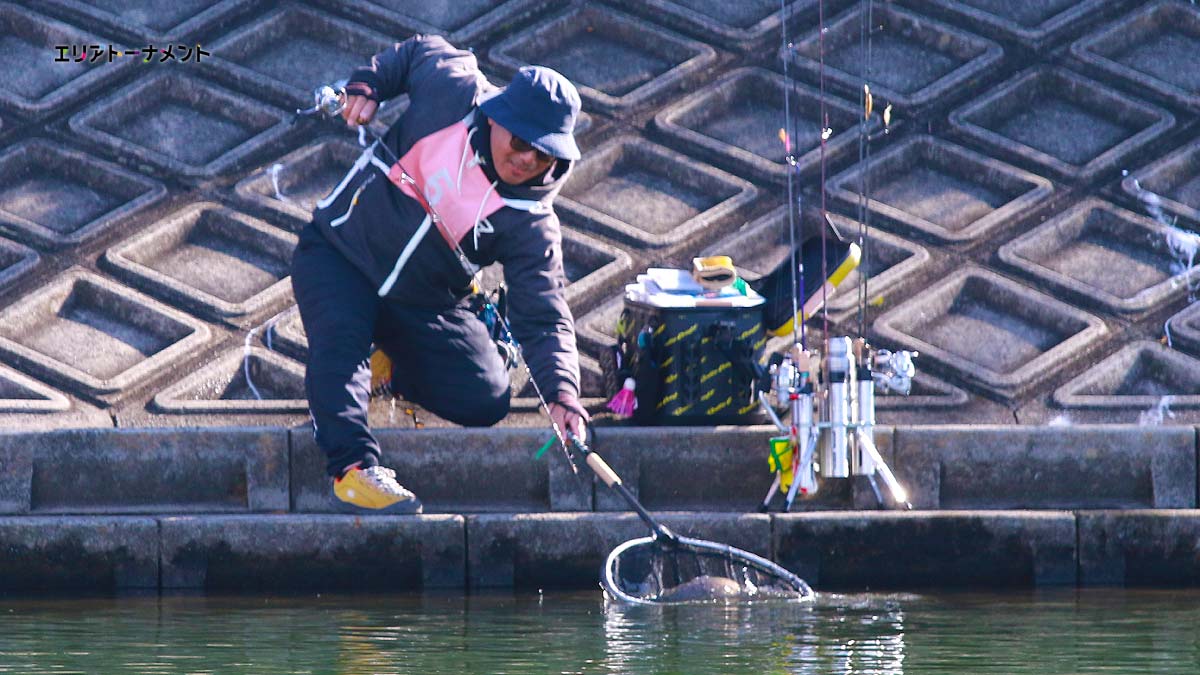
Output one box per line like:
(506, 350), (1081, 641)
(1, 588), (1198, 674)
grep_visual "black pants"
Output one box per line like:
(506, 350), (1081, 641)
(291, 224), (510, 476)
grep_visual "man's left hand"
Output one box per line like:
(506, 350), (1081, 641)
(547, 402), (587, 441)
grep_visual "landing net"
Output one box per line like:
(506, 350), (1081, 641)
(603, 535), (815, 605)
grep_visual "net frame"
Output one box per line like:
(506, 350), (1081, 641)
(603, 534), (815, 605)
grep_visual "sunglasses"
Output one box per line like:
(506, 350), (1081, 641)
(507, 133), (554, 164)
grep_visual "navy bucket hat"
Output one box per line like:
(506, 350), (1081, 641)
(481, 65), (581, 161)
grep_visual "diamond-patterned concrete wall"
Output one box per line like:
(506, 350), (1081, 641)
(2, 0), (1198, 430)
(0, 140), (167, 248)
(788, 4), (1003, 112)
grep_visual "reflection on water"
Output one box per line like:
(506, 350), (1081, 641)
(1, 589), (1199, 674)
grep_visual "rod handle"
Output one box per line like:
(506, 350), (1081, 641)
(586, 453), (621, 487)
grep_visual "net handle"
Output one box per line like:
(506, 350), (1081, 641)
(587, 453), (620, 487)
(570, 433), (678, 544)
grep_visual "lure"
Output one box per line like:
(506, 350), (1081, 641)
(607, 377), (637, 417)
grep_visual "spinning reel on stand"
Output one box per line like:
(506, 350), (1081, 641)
(759, 337), (917, 511)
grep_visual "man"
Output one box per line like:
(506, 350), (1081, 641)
(291, 35), (588, 514)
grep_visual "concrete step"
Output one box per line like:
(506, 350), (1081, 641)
(4, 510), (1200, 592)
(0, 425), (1195, 514)
(0, 428), (288, 514)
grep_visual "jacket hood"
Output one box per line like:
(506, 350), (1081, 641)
(469, 108), (573, 206)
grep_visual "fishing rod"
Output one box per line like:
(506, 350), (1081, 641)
(295, 85), (580, 471)
(759, 0), (915, 512)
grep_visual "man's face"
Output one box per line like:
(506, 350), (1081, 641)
(489, 119), (555, 185)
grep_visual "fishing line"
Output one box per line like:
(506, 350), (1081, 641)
(241, 305), (297, 402)
(856, 0), (876, 337)
(243, 328), (262, 401)
(781, 0), (804, 352)
(818, 0), (831, 346)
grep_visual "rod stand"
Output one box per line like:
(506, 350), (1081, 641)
(760, 336), (917, 510)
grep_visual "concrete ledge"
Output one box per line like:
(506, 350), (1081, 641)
(1078, 510), (1200, 586)
(0, 363), (69, 414)
(828, 135), (1053, 245)
(1071, 2), (1200, 112)
(7, 508), (1200, 591)
(311, 0), (555, 46)
(948, 66), (1175, 184)
(557, 133), (757, 250)
(894, 426), (1195, 509)
(0, 516), (158, 591)
(918, 0), (1109, 52)
(593, 427), (893, 511)
(0, 425), (1192, 518)
(203, 6), (396, 108)
(1052, 342), (1200, 412)
(36, 0), (256, 45)
(103, 202), (296, 321)
(0, 140), (167, 248)
(998, 199), (1193, 315)
(160, 514), (464, 590)
(152, 347), (307, 415)
(466, 512), (770, 589)
(791, 5), (1003, 112)
(290, 428), (590, 514)
(69, 71), (295, 179)
(654, 68), (872, 185)
(774, 511), (1077, 589)
(0, 428), (289, 514)
(0, 6), (141, 118)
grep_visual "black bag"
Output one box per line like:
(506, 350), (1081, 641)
(601, 300), (767, 425)
(600, 214), (859, 425)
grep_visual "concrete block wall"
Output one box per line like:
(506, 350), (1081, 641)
(9, 509), (1200, 592)
(3, 425), (1192, 515)
(0, 425), (1196, 591)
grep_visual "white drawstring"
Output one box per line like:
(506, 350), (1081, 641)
(473, 180), (498, 249)
(457, 125), (479, 191)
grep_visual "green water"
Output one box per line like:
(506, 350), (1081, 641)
(1, 589), (1198, 674)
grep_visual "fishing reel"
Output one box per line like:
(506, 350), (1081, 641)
(762, 342), (918, 404)
(295, 82), (347, 121)
(872, 348), (918, 395)
(762, 349), (808, 411)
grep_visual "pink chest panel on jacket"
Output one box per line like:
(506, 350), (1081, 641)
(387, 120), (505, 247)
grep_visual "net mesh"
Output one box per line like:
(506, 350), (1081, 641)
(603, 535), (814, 605)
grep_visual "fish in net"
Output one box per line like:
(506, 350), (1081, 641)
(566, 433), (814, 605)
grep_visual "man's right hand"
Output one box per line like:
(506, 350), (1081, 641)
(341, 93), (378, 129)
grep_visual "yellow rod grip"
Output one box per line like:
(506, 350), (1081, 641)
(586, 453), (621, 487)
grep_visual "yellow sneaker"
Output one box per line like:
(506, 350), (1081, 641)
(333, 465), (423, 514)
(368, 348), (394, 399)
